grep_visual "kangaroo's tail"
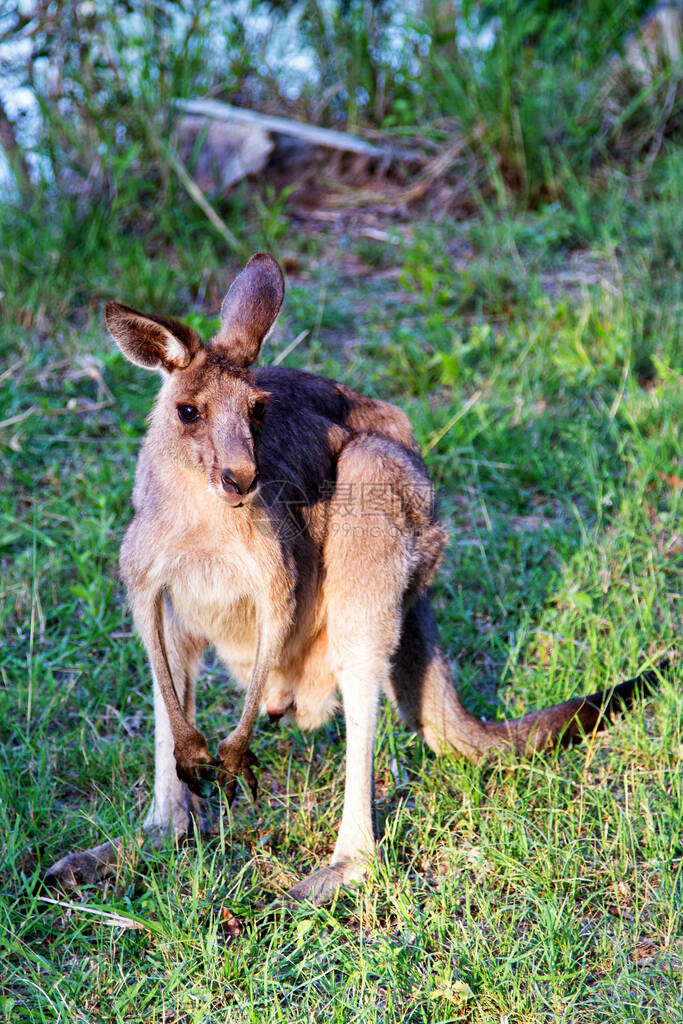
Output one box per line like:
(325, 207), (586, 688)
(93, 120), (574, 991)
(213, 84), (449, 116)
(479, 659), (668, 756)
(387, 597), (671, 761)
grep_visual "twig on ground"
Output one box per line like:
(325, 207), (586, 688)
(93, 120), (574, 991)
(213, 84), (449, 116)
(38, 896), (146, 931)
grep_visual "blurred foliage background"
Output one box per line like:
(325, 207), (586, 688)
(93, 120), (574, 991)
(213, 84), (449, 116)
(0, 0), (679, 251)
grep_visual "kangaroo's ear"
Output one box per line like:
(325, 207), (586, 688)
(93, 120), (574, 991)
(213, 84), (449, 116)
(213, 253), (284, 367)
(105, 302), (202, 372)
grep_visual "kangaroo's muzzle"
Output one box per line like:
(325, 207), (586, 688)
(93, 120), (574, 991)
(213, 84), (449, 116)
(220, 465), (259, 505)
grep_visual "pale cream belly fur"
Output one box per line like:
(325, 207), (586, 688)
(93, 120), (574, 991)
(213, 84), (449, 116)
(165, 550), (339, 731)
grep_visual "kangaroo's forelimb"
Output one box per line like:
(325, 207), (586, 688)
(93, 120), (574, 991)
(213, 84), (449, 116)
(215, 631), (274, 803)
(146, 590), (215, 796)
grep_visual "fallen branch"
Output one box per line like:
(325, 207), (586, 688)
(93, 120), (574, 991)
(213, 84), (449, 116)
(175, 98), (388, 158)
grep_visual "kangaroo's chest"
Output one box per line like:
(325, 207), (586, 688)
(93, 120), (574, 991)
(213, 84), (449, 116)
(134, 492), (308, 671)
(164, 545), (260, 643)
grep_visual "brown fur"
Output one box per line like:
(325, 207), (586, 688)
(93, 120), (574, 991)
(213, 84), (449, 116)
(44, 253), (665, 902)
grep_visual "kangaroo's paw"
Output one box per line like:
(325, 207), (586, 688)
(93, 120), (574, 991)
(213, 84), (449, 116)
(43, 840), (122, 891)
(215, 740), (260, 805)
(285, 857), (368, 906)
(173, 729), (217, 798)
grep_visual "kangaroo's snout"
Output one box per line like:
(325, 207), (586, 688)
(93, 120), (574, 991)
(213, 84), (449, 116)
(210, 396), (261, 506)
(220, 464), (259, 501)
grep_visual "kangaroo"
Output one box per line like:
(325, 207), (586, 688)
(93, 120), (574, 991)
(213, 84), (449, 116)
(45, 253), (664, 903)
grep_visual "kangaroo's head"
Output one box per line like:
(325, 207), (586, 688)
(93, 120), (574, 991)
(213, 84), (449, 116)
(105, 253), (284, 507)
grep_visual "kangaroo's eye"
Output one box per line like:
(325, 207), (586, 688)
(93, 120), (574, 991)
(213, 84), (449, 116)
(250, 401), (266, 423)
(177, 404), (199, 424)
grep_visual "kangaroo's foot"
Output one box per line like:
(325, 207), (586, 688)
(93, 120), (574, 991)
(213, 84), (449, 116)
(42, 824), (197, 893)
(285, 855), (370, 906)
(43, 840), (123, 891)
(42, 785), (211, 892)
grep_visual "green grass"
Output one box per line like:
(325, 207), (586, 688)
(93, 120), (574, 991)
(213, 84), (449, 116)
(1, 139), (681, 1022)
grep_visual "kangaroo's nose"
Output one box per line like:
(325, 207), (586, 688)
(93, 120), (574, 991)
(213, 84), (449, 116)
(220, 465), (258, 497)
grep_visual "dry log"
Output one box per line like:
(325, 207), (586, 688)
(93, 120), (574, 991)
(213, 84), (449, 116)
(175, 98), (388, 158)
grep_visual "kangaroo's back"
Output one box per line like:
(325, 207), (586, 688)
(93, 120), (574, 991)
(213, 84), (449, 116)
(255, 365), (418, 452)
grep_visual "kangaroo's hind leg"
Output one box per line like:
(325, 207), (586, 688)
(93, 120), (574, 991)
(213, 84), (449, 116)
(286, 437), (416, 904)
(44, 601), (205, 890)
